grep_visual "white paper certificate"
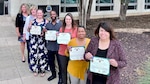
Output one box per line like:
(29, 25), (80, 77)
(90, 57), (110, 75)
(30, 26), (41, 35)
(69, 46), (85, 60)
(45, 30), (57, 41)
(57, 33), (71, 44)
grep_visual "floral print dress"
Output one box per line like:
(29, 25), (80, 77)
(29, 19), (48, 73)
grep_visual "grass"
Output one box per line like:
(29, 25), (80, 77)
(138, 60), (150, 84)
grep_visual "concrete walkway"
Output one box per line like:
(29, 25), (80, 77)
(0, 15), (58, 84)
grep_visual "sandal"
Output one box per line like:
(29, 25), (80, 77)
(34, 72), (38, 77)
(40, 72), (45, 77)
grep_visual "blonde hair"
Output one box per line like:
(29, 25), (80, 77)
(19, 3), (29, 14)
(29, 5), (38, 14)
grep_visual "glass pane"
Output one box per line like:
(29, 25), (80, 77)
(61, 7), (64, 12)
(66, 7), (77, 12)
(128, 6), (136, 9)
(61, 0), (65, 3)
(66, 0), (78, 4)
(100, 6), (112, 11)
(145, 5), (150, 9)
(96, 0), (99, 3)
(130, 0), (137, 3)
(145, 0), (150, 3)
(147, 5), (150, 9)
(100, 0), (112, 3)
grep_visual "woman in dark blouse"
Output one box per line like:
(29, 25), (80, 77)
(85, 22), (127, 84)
(15, 3), (29, 62)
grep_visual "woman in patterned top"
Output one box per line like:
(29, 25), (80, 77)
(28, 9), (48, 77)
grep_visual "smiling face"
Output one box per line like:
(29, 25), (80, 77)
(99, 27), (110, 40)
(65, 15), (72, 26)
(37, 10), (43, 19)
(21, 5), (27, 13)
(77, 27), (86, 39)
(50, 11), (57, 21)
(31, 8), (37, 16)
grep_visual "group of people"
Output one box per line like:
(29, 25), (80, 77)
(15, 3), (127, 84)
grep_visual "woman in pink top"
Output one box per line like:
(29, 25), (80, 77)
(58, 13), (77, 84)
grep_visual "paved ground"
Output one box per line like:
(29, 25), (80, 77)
(0, 15), (58, 84)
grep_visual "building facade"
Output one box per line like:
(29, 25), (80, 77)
(1, 0), (150, 19)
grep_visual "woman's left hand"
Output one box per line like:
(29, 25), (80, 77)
(109, 59), (118, 67)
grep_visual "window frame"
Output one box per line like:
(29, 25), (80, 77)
(127, 0), (137, 10)
(145, 0), (150, 9)
(61, 0), (79, 12)
(95, 0), (114, 11)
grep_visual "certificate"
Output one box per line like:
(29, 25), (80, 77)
(57, 33), (71, 44)
(90, 57), (110, 75)
(45, 30), (57, 41)
(30, 26), (41, 35)
(69, 46), (85, 60)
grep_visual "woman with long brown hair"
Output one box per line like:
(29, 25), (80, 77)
(58, 13), (77, 84)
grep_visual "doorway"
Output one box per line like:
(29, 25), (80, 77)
(0, 0), (9, 15)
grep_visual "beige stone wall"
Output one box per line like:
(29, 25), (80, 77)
(9, 0), (150, 20)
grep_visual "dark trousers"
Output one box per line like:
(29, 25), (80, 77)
(58, 54), (69, 84)
(26, 40), (30, 64)
(47, 50), (62, 77)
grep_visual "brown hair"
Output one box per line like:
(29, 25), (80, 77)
(62, 13), (77, 32)
(19, 3), (29, 14)
(94, 22), (116, 40)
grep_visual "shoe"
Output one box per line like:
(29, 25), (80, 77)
(22, 60), (25, 62)
(22, 57), (26, 63)
(34, 73), (38, 77)
(40, 73), (45, 77)
(47, 75), (56, 81)
(58, 78), (63, 84)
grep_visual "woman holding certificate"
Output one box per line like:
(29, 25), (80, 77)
(15, 3), (29, 62)
(58, 13), (77, 84)
(66, 26), (90, 84)
(85, 22), (127, 84)
(28, 9), (48, 77)
(23, 6), (37, 64)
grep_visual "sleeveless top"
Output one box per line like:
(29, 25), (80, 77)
(31, 19), (46, 36)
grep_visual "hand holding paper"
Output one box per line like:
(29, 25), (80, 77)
(30, 26), (41, 35)
(69, 46), (85, 60)
(90, 57), (110, 75)
(57, 33), (71, 44)
(45, 30), (57, 41)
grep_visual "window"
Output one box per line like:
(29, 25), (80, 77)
(145, 0), (150, 9)
(96, 0), (114, 11)
(61, 0), (78, 12)
(128, 0), (137, 10)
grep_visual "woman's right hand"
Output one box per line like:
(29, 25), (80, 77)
(42, 28), (47, 32)
(85, 52), (93, 60)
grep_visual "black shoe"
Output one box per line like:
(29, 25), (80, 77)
(47, 75), (56, 81)
(58, 78), (63, 84)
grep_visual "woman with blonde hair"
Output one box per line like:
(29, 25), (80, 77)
(23, 5), (37, 64)
(15, 3), (29, 62)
